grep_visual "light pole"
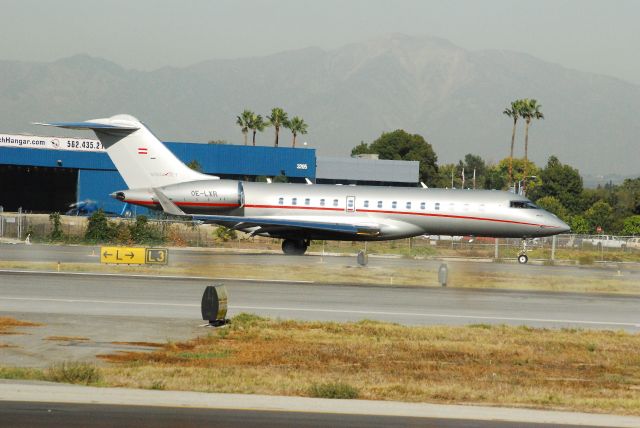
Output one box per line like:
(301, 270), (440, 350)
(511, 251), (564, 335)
(516, 176), (536, 196)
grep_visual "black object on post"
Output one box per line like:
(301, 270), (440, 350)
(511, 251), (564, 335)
(201, 284), (229, 327)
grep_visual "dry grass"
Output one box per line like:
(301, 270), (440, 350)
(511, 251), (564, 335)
(0, 317), (42, 335)
(99, 314), (640, 415)
(111, 341), (165, 348)
(45, 336), (90, 342)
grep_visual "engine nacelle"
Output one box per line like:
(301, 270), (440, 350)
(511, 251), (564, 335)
(161, 179), (243, 214)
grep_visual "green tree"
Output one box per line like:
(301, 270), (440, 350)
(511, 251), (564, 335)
(267, 108), (289, 147)
(49, 212), (64, 241)
(459, 154), (487, 189)
(616, 178), (640, 215)
(288, 116), (308, 148)
(236, 109), (254, 146)
(187, 160), (203, 172)
(529, 156), (583, 214)
(503, 99), (524, 187)
(351, 130), (439, 186)
(519, 99), (544, 192)
(535, 196), (569, 222)
(569, 215), (591, 234)
(622, 215), (640, 235)
(585, 200), (614, 232)
(248, 113), (266, 146)
(350, 141), (370, 156)
(433, 163), (458, 188)
(85, 209), (113, 242)
(482, 158), (540, 191)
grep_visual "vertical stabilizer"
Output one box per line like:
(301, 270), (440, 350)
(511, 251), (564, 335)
(36, 114), (215, 189)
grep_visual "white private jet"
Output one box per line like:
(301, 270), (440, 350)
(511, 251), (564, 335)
(38, 114), (569, 263)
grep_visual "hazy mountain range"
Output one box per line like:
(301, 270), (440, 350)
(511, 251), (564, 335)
(1, 34), (638, 177)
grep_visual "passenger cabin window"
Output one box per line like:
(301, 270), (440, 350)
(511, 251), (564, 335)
(435, 202), (440, 210)
(377, 201), (383, 208)
(333, 199), (339, 207)
(406, 202), (411, 209)
(510, 201), (539, 209)
(320, 198), (325, 206)
(305, 198), (310, 205)
(392, 201), (397, 209)
(292, 197), (297, 206)
(364, 200), (369, 208)
(420, 202), (426, 210)
(278, 197), (284, 205)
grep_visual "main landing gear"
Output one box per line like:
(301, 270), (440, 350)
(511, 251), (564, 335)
(517, 238), (529, 264)
(282, 239), (309, 255)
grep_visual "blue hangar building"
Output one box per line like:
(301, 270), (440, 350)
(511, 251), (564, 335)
(0, 139), (316, 215)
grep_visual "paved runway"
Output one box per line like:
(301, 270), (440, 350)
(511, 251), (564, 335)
(3, 382), (636, 428)
(0, 401), (608, 428)
(1, 270), (638, 330)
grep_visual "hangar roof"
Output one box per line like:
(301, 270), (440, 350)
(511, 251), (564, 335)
(316, 156), (419, 184)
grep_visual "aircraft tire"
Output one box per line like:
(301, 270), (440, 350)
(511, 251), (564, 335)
(517, 254), (528, 264)
(282, 239), (307, 255)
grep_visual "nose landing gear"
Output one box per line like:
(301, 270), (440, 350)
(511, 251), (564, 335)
(518, 239), (529, 264)
(282, 239), (309, 255)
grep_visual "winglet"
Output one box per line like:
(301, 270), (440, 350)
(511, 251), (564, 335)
(153, 188), (186, 216)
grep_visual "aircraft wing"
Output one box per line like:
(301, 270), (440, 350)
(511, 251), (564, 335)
(192, 214), (381, 237)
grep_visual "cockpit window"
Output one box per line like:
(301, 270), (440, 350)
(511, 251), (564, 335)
(510, 200), (539, 209)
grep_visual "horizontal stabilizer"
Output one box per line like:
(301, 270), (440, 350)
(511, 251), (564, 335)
(34, 121), (139, 131)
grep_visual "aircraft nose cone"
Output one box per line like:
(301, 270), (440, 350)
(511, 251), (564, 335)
(554, 218), (571, 234)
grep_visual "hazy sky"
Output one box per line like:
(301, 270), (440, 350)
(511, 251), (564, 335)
(1, 0), (639, 84)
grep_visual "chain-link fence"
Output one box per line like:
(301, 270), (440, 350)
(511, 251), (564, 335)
(1, 213), (638, 263)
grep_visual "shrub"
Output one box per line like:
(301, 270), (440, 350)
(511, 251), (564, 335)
(308, 382), (359, 399)
(46, 361), (102, 385)
(84, 210), (113, 242)
(214, 225), (237, 242)
(48, 212), (64, 241)
(129, 215), (164, 244)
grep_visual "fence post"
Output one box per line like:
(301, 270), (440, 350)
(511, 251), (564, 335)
(17, 207), (22, 240)
(494, 238), (499, 260)
(551, 235), (557, 261)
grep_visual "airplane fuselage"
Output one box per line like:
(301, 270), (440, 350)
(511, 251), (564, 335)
(116, 179), (569, 240)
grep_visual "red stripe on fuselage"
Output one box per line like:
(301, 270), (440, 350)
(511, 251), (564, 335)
(243, 204), (555, 229)
(122, 200), (556, 229)
(123, 199), (240, 208)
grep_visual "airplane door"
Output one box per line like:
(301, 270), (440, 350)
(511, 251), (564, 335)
(346, 196), (356, 213)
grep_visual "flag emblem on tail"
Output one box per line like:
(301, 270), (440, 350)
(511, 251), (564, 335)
(138, 147), (148, 155)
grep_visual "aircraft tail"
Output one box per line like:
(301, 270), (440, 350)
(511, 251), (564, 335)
(36, 114), (215, 189)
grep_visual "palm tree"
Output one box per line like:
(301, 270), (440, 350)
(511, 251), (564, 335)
(503, 99), (523, 187)
(287, 116), (308, 148)
(520, 98), (544, 192)
(248, 113), (266, 146)
(236, 110), (254, 146)
(267, 107), (288, 147)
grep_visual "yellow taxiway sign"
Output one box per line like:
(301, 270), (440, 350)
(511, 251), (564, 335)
(100, 247), (169, 265)
(100, 247), (146, 264)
